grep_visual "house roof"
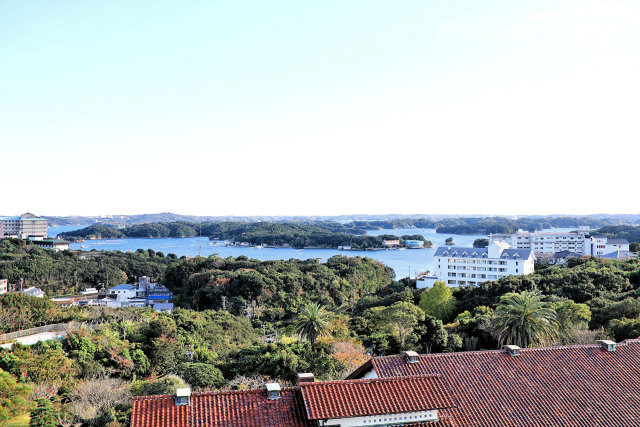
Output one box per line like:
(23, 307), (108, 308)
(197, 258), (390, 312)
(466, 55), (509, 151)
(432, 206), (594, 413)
(20, 287), (44, 296)
(131, 388), (314, 427)
(554, 250), (579, 258)
(110, 284), (135, 291)
(433, 246), (533, 260)
(150, 303), (174, 310)
(299, 375), (457, 420)
(607, 238), (630, 245)
(147, 294), (173, 300)
(601, 250), (637, 260)
(347, 338), (640, 426)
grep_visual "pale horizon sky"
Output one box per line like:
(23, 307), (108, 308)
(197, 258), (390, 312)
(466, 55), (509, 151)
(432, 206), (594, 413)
(1, 1), (639, 217)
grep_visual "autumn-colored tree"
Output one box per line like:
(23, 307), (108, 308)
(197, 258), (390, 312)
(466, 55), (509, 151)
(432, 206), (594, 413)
(328, 341), (370, 378)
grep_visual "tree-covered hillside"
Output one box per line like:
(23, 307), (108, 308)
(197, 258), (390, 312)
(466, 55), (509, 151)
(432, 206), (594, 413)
(2, 236), (640, 426)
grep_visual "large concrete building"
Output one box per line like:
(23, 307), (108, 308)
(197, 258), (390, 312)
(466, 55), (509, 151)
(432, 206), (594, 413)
(0, 213), (47, 240)
(488, 227), (629, 259)
(422, 241), (535, 288)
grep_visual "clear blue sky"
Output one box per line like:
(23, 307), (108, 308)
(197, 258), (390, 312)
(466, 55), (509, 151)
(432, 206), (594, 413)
(1, 1), (638, 216)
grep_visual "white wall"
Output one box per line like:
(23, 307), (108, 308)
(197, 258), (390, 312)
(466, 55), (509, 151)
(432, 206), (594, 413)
(321, 410), (439, 426)
(435, 252), (534, 287)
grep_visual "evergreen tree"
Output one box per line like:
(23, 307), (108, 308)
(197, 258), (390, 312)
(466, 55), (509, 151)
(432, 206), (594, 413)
(29, 398), (57, 427)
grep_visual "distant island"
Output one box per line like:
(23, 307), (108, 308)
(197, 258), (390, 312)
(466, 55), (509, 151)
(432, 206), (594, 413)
(59, 221), (433, 250)
(57, 216), (629, 247)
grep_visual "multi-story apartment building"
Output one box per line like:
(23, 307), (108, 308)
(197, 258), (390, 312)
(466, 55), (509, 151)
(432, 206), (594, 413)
(0, 279), (7, 295)
(0, 213), (47, 240)
(427, 241), (535, 287)
(488, 228), (629, 258)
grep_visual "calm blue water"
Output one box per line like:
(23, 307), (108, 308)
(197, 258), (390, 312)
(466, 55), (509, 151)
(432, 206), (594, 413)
(47, 226), (578, 279)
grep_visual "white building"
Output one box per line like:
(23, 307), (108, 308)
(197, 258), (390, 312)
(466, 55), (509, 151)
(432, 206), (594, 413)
(427, 241), (535, 287)
(107, 277), (174, 312)
(20, 286), (45, 298)
(489, 228), (629, 258)
(0, 279), (7, 295)
(108, 284), (137, 301)
(0, 213), (48, 240)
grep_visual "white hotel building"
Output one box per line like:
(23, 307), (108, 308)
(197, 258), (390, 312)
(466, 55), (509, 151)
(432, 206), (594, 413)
(0, 213), (48, 240)
(488, 227), (629, 258)
(420, 241), (535, 288)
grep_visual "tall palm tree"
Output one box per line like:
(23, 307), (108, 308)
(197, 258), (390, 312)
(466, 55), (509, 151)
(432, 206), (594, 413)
(295, 302), (331, 351)
(491, 291), (558, 348)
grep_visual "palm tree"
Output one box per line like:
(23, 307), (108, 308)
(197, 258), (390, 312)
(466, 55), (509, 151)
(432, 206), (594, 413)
(295, 302), (331, 351)
(491, 291), (558, 348)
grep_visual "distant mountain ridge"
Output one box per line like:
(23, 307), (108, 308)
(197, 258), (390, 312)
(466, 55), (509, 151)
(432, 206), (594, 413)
(43, 212), (640, 227)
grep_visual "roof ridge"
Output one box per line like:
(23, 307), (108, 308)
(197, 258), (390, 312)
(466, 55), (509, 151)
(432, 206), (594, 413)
(378, 341), (640, 361)
(132, 394), (174, 401)
(300, 374), (441, 386)
(132, 386), (301, 401)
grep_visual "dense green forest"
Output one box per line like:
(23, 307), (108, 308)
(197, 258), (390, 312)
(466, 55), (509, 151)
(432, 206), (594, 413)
(2, 237), (640, 426)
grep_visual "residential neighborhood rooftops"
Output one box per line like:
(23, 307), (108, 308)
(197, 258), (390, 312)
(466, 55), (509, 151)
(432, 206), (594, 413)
(131, 338), (640, 426)
(347, 338), (640, 426)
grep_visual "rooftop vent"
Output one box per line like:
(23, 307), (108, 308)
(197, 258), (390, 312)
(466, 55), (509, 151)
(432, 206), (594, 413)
(297, 373), (315, 385)
(175, 388), (191, 406)
(597, 340), (617, 352)
(503, 345), (521, 356)
(401, 350), (419, 364)
(266, 383), (281, 400)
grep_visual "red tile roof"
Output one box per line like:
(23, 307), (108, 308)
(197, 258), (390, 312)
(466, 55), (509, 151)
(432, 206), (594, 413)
(131, 388), (314, 427)
(348, 338), (640, 426)
(299, 375), (457, 420)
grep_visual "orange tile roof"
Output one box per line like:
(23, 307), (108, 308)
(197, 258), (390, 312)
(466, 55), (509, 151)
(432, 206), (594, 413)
(348, 338), (640, 426)
(131, 388), (314, 427)
(299, 375), (457, 420)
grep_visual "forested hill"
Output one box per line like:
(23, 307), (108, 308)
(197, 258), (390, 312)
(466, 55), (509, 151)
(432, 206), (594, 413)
(430, 216), (616, 235)
(59, 216), (622, 244)
(594, 225), (640, 244)
(58, 221), (431, 249)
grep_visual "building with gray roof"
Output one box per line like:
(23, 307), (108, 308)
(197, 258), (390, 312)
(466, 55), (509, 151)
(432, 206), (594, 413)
(425, 241), (535, 288)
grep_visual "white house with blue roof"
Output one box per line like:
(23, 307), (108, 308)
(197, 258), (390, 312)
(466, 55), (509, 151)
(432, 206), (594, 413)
(424, 240), (535, 288)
